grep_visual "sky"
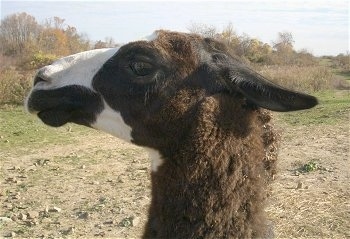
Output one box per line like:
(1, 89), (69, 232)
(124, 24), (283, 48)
(1, 0), (348, 56)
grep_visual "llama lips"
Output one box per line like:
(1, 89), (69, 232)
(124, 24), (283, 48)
(27, 85), (104, 127)
(37, 109), (72, 127)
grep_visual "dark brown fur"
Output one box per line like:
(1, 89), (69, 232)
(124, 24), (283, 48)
(143, 94), (278, 238)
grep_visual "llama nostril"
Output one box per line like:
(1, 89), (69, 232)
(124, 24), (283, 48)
(33, 75), (48, 86)
(34, 67), (52, 86)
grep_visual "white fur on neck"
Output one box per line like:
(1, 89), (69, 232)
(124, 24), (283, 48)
(91, 102), (133, 143)
(92, 103), (164, 171)
(145, 147), (164, 172)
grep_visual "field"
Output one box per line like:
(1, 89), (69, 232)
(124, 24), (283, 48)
(0, 90), (349, 238)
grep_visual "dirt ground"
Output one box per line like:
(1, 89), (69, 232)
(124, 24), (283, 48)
(1, 116), (349, 238)
(266, 121), (349, 238)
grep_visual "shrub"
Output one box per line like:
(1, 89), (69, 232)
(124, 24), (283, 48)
(22, 51), (58, 70)
(332, 53), (350, 71)
(0, 67), (34, 105)
(303, 161), (318, 172)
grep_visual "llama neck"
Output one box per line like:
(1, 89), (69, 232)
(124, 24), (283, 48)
(143, 98), (271, 238)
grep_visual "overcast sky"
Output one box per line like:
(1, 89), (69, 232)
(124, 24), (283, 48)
(1, 0), (348, 56)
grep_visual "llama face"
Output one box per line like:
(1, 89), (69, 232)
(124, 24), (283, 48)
(26, 30), (317, 150)
(25, 48), (135, 141)
(26, 31), (205, 148)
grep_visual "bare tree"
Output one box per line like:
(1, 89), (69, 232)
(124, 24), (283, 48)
(219, 23), (240, 54)
(93, 37), (119, 49)
(272, 31), (294, 51)
(187, 22), (218, 38)
(43, 16), (66, 30)
(272, 31), (295, 64)
(0, 12), (40, 55)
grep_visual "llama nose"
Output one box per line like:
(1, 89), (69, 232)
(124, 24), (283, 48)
(33, 69), (51, 86)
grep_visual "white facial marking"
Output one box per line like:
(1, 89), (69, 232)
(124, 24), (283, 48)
(26, 48), (119, 113)
(145, 147), (164, 172)
(91, 102), (133, 143)
(33, 48), (119, 91)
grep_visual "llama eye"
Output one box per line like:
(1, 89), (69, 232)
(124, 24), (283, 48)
(130, 62), (154, 76)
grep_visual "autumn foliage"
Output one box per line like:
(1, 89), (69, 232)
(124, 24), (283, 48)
(0, 13), (90, 68)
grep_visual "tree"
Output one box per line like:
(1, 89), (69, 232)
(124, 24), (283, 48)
(38, 28), (69, 56)
(65, 26), (90, 53)
(187, 22), (274, 64)
(244, 38), (272, 63)
(188, 23), (218, 38)
(38, 17), (90, 56)
(273, 31), (294, 51)
(93, 37), (119, 49)
(272, 31), (295, 64)
(0, 12), (40, 55)
(0, 13), (91, 58)
(219, 23), (240, 55)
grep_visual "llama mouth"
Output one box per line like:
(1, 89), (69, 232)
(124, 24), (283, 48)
(27, 85), (105, 127)
(37, 105), (99, 128)
(37, 108), (73, 127)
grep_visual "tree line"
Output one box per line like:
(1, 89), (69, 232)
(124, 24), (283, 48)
(0, 12), (316, 67)
(1, 12), (348, 70)
(0, 12), (119, 70)
(188, 23), (318, 66)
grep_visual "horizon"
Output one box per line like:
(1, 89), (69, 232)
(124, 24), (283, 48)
(1, 0), (348, 56)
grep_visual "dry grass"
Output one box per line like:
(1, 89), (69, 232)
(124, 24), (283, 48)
(266, 183), (349, 238)
(257, 65), (333, 92)
(266, 107), (350, 239)
(0, 55), (18, 70)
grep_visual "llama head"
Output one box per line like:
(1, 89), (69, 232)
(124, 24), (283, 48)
(26, 30), (317, 149)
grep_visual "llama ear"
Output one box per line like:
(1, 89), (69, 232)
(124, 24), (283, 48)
(224, 65), (318, 112)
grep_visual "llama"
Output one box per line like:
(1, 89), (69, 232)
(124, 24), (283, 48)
(26, 30), (317, 238)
